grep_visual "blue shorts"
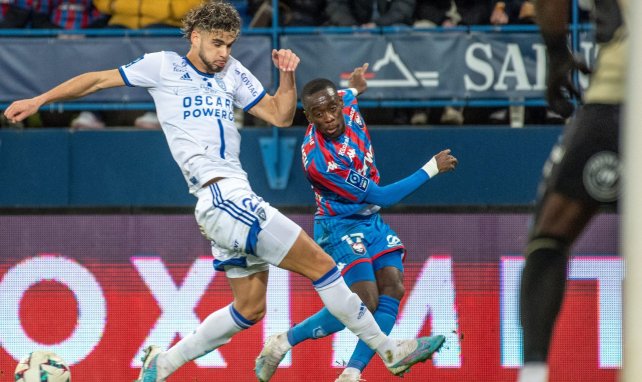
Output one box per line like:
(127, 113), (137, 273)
(314, 213), (405, 286)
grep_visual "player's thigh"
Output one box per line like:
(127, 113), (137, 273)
(533, 104), (620, 239)
(227, 269), (269, 321)
(195, 178), (301, 266)
(365, 214), (406, 266)
(374, 252), (405, 300)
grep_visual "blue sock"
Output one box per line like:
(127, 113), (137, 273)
(346, 295), (400, 371)
(287, 308), (346, 346)
(287, 267), (348, 346)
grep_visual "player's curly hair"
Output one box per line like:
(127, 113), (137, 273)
(181, 0), (241, 41)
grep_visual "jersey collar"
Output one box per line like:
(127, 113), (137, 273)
(183, 56), (215, 78)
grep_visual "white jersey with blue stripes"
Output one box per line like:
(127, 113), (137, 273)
(119, 51), (266, 193)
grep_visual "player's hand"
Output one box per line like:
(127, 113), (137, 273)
(348, 63), (369, 95)
(272, 49), (299, 72)
(3, 98), (42, 123)
(546, 47), (591, 118)
(434, 149), (458, 173)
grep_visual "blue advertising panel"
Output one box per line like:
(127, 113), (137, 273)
(283, 32), (597, 100)
(0, 36), (272, 102)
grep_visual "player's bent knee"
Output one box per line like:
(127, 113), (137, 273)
(279, 230), (337, 280)
(525, 235), (569, 258)
(232, 301), (266, 322)
(380, 283), (405, 301)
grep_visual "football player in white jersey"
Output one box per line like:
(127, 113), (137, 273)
(4, 2), (444, 381)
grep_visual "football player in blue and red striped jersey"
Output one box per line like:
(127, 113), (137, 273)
(257, 63), (458, 382)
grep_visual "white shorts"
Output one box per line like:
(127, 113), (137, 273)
(194, 178), (301, 278)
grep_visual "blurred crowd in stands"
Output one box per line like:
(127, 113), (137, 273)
(0, 0), (588, 129)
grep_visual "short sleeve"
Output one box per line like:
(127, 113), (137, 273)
(231, 60), (266, 112)
(119, 52), (164, 88)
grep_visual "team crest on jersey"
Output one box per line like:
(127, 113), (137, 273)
(215, 74), (227, 91)
(200, 78), (215, 93)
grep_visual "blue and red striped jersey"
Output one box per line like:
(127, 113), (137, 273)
(301, 89), (380, 218)
(50, 0), (104, 29)
(12, 0), (104, 29)
(12, 0), (54, 13)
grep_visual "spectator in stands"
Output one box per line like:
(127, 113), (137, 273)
(326, 0), (415, 27)
(486, 0), (562, 126)
(0, 0), (106, 29)
(411, 0), (467, 125)
(490, 1), (535, 26)
(0, 1), (108, 129)
(92, 0), (201, 29)
(412, 0), (536, 126)
(248, 0), (327, 27)
(413, 0), (455, 27)
(0, 0), (10, 21)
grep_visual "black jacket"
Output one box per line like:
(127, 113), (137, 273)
(326, 0), (416, 26)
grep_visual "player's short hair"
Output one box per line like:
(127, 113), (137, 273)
(182, 0), (241, 41)
(301, 78), (338, 109)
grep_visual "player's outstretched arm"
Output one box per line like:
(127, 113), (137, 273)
(248, 49), (300, 127)
(3, 69), (125, 123)
(363, 149), (458, 207)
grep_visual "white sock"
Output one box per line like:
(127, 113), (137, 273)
(518, 362), (549, 382)
(342, 367), (361, 376)
(313, 268), (389, 351)
(156, 304), (250, 379)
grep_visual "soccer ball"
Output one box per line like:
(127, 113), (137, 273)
(14, 350), (71, 382)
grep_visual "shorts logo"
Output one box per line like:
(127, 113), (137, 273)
(583, 151), (619, 202)
(386, 235), (401, 247)
(341, 233), (366, 256)
(351, 242), (366, 255)
(346, 170), (369, 192)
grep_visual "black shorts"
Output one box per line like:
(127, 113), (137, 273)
(539, 104), (620, 205)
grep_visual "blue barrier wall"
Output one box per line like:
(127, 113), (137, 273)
(0, 127), (560, 208)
